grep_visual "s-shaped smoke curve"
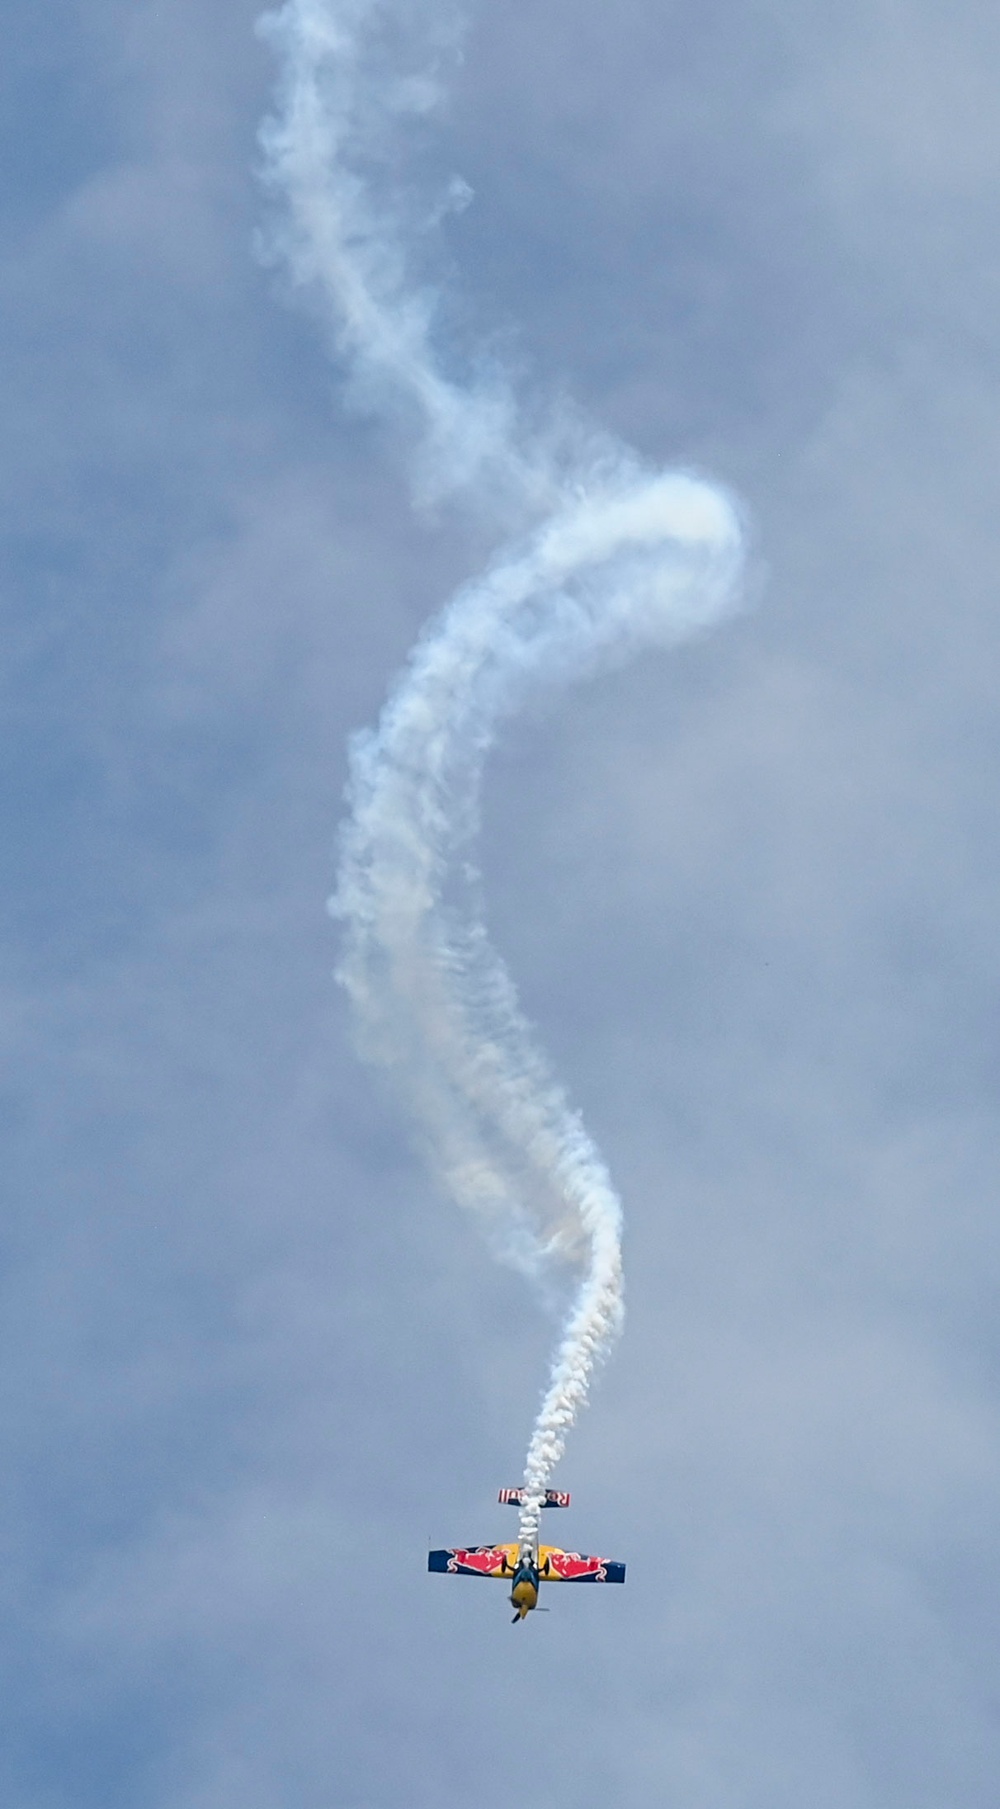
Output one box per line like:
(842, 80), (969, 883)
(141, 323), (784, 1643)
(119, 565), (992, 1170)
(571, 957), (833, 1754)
(260, 0), (745, 1557)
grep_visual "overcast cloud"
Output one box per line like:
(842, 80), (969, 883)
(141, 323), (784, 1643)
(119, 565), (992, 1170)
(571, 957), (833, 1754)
(3, 1), (1000, 1804)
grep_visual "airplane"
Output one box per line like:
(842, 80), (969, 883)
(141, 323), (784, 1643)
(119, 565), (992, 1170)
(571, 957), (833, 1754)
(428, 1489), (626, 1623)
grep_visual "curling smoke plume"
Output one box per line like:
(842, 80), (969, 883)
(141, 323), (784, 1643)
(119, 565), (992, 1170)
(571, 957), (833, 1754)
(260, 0), (745, 1556)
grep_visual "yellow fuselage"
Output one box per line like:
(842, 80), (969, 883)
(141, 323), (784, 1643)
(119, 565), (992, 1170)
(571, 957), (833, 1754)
(509, 1556), (540, 1621)
(510, 1577), (538, 1617)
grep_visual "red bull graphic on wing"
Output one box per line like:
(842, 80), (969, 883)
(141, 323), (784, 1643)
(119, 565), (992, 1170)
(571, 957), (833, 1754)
(428, 1544), (518, 1578)
(542, 1547), (607, 1581)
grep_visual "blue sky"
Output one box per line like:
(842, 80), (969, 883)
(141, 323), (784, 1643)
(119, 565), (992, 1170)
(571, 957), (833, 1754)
(4, 1), (1000, 1804)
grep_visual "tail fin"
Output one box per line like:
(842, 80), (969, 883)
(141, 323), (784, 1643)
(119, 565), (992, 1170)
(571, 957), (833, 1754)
(498, 1488), (570, 1509)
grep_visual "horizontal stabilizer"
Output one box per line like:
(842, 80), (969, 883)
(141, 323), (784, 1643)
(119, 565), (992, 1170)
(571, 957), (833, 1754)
(498, 1488), (571, 1508)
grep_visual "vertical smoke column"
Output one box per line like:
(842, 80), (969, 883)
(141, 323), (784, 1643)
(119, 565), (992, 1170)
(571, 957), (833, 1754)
(259, 0), (745, 1558)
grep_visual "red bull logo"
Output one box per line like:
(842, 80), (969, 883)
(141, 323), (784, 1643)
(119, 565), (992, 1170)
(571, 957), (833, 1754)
(545, 1550), (605, 1582)
(448, 1546), (509, 1576)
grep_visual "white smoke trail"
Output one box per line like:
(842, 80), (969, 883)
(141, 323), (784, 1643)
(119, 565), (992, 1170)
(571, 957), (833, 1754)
(259, 0), (745, 1557)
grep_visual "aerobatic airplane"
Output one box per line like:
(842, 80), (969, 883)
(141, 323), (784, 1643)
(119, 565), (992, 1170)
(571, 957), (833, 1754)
(428, 1489), (626, 1623)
